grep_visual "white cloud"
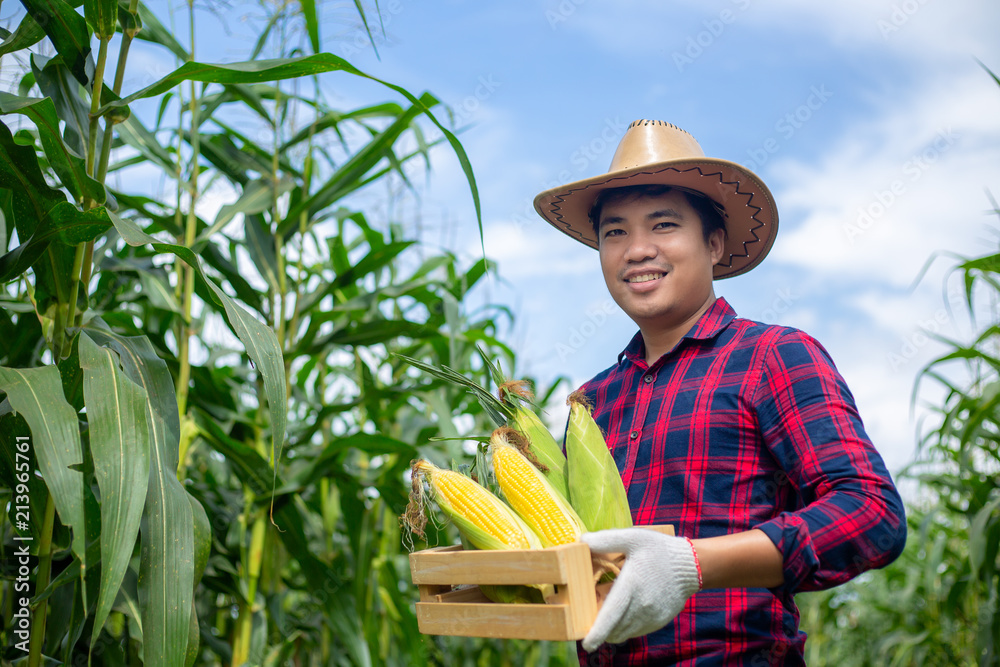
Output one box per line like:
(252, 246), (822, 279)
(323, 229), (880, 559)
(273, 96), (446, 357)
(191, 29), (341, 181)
(768, 68), (1000, 286)
(572, 0), (1000, 66)
(751, 0), (1000, 60)
(474, 220), (595, 278)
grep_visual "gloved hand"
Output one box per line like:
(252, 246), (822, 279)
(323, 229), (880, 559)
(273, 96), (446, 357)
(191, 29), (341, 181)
(581, 528), (702, 652)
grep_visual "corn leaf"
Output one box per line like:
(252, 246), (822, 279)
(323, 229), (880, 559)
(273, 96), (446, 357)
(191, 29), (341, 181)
(0, 10), (46, 57)
(104, 209), (287, 476)
(20, 0), (91, 84)
(970, 494), (1000, 580)
(78, 333), (151, 646)
(30, 52), (97, 157)
(79, 327), (191, 666)
(0, 92), (106, 204)
(394, 353), (512, 427)
(133, 0), (187, 60)
(196, 177), (293, 247)
(116, 114), (175, 174)
(0, 203), (113, 282)
(94, 53), (482, 248)
(83, 0), (117, 39)
(244, 213), (281, 293)
(0, 364), (87, 573)
(0, 408), (48, 538)
(0, 117), (66, 239)
(299, 0), (320, 54)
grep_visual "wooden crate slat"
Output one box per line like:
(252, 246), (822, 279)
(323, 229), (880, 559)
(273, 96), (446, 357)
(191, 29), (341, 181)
(410, 542), (581, 586)
(416, 602), (577, 641)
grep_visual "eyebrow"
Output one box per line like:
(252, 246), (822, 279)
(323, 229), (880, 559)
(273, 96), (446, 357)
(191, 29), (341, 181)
(598, 208), (684, 229)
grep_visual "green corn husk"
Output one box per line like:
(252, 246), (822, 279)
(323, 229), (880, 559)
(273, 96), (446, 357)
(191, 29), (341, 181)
(566, 391), (634, 532)
(510, 406), (570, 502)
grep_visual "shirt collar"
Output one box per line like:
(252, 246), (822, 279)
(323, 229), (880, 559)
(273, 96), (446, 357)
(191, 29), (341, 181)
(617, 297), (737, 366)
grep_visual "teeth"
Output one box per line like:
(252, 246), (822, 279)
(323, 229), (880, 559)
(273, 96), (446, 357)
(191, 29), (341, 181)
(626, 273), (664, 284)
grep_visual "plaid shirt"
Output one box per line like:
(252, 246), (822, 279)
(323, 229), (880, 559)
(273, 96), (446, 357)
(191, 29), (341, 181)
(576, 297), (906, 666)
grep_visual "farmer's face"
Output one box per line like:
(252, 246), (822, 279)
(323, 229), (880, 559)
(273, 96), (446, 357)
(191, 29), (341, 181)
(597, 190), (724, 333)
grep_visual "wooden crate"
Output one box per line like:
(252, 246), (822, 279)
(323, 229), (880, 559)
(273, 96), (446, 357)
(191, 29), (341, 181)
(409, 525), (673, 641)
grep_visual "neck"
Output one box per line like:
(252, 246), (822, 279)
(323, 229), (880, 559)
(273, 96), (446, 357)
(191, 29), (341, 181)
(639, 293), (718, 366)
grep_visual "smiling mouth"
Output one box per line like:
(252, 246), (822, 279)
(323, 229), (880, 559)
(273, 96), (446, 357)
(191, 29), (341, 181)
(625, 272), (665, 284)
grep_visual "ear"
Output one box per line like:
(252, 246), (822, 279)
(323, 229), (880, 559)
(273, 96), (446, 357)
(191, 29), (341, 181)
(708, 229), (726, 266)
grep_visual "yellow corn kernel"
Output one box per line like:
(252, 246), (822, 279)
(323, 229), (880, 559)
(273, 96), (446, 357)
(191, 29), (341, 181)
(413, 460), (542, 551)
(510, 406), (570, 502)
(489, 427), (586, 547)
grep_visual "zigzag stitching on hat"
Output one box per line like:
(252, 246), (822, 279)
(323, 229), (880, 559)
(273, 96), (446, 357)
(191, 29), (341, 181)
(547, 165), (768, 266)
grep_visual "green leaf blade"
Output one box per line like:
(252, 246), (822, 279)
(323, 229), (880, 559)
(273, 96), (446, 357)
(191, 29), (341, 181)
(0, 92), (105, 205)
(0, 365), (87, 567)
(78, 333), (151, 645)
(105, 210), (288, 484)
(21, 0), (92, 84)
(79, 328), (191, 666)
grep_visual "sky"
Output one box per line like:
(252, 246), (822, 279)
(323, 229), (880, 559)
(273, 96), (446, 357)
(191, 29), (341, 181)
(274, 0), (1000, 485)
(45, 0), (1000, 487)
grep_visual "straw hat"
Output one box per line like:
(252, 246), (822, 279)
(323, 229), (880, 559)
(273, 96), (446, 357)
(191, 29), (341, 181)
(533, 119), (779, 279)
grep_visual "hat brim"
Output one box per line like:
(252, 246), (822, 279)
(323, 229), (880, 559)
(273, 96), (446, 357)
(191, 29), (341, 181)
(533, 157), (778, 279)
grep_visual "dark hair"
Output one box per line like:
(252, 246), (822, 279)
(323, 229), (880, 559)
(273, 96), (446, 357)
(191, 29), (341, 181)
(588, 184), (727, 245)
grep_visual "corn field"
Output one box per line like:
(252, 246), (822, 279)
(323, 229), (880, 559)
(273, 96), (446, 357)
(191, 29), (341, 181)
(0, 2), (997, 666)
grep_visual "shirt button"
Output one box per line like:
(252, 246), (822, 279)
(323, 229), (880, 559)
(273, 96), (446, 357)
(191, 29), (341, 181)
(643, 374), (654, 383)
(629, 430), (639, 440)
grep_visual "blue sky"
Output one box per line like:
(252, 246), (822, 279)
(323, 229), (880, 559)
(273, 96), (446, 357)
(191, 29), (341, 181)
(290, 0), (1000, 482)
(128, 1), (1000, 483)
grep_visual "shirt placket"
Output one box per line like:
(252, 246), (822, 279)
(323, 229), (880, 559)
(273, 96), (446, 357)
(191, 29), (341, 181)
(620, 367), (656, 490)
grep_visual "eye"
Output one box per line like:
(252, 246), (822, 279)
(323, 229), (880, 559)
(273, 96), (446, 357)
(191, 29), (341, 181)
(602, 227), (624, 238)
(654, 221), (678, 230)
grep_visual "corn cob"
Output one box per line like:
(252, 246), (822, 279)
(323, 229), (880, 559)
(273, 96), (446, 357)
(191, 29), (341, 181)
(510, 405), (571, 502)
(404, 459), (550, 604)
(405, 459), (542, 551)
(566, 391), (633, 532)
(498, 380), (571, 501)
(488, 427), (586, 547)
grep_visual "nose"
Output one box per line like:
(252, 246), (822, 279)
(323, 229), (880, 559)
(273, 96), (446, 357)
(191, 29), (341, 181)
(622, 229), (657, 263)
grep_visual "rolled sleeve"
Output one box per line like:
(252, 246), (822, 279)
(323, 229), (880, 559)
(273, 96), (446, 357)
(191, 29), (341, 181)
(752, 330), (907, 592)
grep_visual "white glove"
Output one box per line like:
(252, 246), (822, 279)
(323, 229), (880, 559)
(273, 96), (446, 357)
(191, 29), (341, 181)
(581, 528), (702, 652)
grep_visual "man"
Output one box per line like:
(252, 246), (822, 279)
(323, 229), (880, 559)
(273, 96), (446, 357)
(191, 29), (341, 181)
(533, 120), (907, 665)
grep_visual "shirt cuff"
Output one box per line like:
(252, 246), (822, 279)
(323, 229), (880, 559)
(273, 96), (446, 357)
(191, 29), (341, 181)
(756, 513), (820, 592)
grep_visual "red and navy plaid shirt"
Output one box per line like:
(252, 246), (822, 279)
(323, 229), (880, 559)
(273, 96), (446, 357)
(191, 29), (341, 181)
(575, 297), (906, 666)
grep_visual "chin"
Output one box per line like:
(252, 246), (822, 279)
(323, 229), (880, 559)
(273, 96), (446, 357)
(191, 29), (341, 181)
(623, 303), (677, 324)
